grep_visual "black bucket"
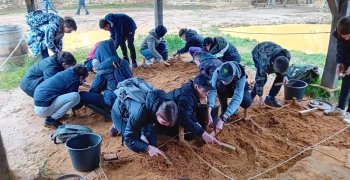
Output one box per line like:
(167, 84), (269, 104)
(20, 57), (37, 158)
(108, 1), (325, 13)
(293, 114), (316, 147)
(65, 133), (102, 172)
(195, 104), (219, 127)
(284, 79), (308, 100)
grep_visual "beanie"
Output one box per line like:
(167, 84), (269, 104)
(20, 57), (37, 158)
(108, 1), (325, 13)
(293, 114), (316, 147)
(155, 25), (167, 38)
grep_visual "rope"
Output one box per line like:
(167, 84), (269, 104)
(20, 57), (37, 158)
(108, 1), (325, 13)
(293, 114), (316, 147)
(183, 142), (236, 180)
(221, 30), (330, 35)
(99, 164), (109, 180)
(0, 33), (25, 69)
(248, 125), (350, 180)
(158, 132), (191, 149)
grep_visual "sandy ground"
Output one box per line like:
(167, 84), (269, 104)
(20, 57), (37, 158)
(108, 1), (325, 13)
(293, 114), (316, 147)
(1, 5), (348, 180)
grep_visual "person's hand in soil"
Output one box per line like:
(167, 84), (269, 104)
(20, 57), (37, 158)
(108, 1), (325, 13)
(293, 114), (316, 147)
(201, 131), (220, 144)
(337, 63), (345, 74)
(147, 145), (165, 157)
(215, 119), (224, 133)
(172, 53), (179, 59)
(257, 96), (264, 106)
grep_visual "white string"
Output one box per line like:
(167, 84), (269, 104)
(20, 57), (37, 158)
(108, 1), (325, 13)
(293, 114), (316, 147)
(99, 164), (109, 180)
(0, 33), (26, 69)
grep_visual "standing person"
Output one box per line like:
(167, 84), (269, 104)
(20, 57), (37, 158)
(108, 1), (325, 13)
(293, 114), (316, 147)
(26, 10), (77, 59)
(45, 0), (58, 14)
(325, 16), (350, 123)
(167, 74), (220, 144)
(207, 62), (252, 133)
(250, 41), (291, 107)
(139, 25), (169, 65)
(20, 51), (77, 98)
(99, 13), (138, 67)
(33, 65), (88, 128)
(203, 36), (241, 63)
(76, 0), (89, 15)
(173, 28), (203, 57)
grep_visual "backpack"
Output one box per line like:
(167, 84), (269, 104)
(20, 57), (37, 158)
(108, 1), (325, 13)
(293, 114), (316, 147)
(114, 77), (155, 103)
(51, 124), (92, 144)
(286, 64), (320, 84)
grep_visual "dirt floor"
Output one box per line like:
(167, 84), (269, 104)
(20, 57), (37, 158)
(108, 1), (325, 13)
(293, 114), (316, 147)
(1, 58), (350, 179)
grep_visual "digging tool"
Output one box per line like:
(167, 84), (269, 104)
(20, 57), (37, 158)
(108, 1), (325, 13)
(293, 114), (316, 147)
(162, 154), (174, 166)
(163, 61), (170, 66)
(299, 103), (324, 115)
(218, 142), (236, 152)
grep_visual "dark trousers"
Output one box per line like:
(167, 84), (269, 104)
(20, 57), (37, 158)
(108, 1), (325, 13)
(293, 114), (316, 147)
(75, 92), (111, 118)
(119, 31), (137, 64)
(41, 49), (49, 60)
(338, 75), (350, 112)
(140, 41), (168, 61)
(216, 81), (252, 115)
(251, 73), (284, 98)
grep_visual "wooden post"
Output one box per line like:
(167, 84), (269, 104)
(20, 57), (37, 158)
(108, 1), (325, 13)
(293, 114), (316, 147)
(25, 0), (36, 13)
(0, 132), (10, 180)
(320, 0), (350, 89)
(154, 0), (163, 27)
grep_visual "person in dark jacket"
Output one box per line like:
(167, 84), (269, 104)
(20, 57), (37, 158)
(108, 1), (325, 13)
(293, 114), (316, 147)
(192, 50), (223, 78)
(99, 13), (138, 67)
(140, 25), (168, 65)
(250, 41), (290, 108)
(112, 88), (178, 157)
(207, 62), (252, 133)
(203, 36), (241, 63)
(20, 51), (77, 97)
(324, 16), (350, 123)
(173, 28), (203, 57)
(33, 65), (88, 128)
(84, 39), (117, 72)
(26, 10), (77, 59)
(167, 74), (220, 144)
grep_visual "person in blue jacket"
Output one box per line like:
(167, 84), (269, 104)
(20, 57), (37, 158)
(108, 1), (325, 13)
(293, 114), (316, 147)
(33, 65), (88, 128)
(112, 88), (178, 157)
(20, 52), (77, 97)
(173, 28), (203, 57)
(167, 74), (220, 144)
(99, 13), (138, 67)
(207, 62), (252, 133)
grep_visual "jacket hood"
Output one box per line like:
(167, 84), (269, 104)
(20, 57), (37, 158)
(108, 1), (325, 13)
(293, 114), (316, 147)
(199, 52), (216, 63)
(145, 90), (170, 117)
(149, 29), (160, 39)
(209, 37), (228, 54)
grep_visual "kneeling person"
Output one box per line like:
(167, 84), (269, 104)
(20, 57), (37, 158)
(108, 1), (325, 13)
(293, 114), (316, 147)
(208, 62), (252, 133)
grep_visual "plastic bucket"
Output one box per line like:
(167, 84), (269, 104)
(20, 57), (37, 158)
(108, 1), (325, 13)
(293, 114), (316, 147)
(284, 79), (308, 100)
(195, 104), (219, 127)
(65, 133), (102, 172)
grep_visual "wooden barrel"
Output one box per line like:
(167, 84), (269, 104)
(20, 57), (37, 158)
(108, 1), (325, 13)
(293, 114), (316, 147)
(0, 25), (28, 68)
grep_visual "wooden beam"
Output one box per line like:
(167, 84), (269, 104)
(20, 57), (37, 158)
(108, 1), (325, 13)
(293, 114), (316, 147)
(0, 132), (10, 180)
(154, 0), (163, 27)
(321, 0), (350, 89)
(25, 0), (36, 13)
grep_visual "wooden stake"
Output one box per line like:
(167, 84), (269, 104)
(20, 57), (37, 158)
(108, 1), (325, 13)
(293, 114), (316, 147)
(179, 127), (185, 143)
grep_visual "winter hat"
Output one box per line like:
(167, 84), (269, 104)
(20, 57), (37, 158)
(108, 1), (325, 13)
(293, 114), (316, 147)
(203, 37), (213, 46)
(155, 25), (167, 38)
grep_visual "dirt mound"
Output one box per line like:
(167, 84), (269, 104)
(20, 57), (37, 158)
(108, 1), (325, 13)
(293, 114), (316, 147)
(1, 60), (350, 179)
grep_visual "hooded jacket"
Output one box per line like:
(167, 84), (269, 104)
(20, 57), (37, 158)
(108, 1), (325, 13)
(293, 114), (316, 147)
(177, 29), (204, 54)
(207, 37), (241, 63)
(121, 90), (170, 153)
(251, 41), (291, 97)
(139, 29), (164, 60)
(167, 81), (204, 137)
(104, 13), (137, 47)
(20, 55), (64, 97)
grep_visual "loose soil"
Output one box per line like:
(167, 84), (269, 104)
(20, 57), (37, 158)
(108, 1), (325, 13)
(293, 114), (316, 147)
(1, 59), (350, 179)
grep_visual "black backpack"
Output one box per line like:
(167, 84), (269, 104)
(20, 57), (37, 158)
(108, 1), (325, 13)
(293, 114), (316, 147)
(51, 124), (92, 144)
(286, 64), (320, 84)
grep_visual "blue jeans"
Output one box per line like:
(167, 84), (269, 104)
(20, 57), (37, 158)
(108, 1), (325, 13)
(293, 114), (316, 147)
(140, 42), (168, 60)
(74, 92), (111, 119)
(216, 81), (252, 115)
(338, 75), (350, 112)
(45, 0), (58, 13)
(76, 0), (89, 14)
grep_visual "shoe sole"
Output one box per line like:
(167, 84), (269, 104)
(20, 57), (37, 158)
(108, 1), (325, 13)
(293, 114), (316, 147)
(44, 124), (58, 129)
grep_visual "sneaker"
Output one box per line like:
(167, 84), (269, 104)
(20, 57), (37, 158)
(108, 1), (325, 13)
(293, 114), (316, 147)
(132, 62), (138, 68)
(44, 117), (62, 129)
(324, 107), (344, 116)
(264, 96), (282, 107)
(343, 112), (350, 124)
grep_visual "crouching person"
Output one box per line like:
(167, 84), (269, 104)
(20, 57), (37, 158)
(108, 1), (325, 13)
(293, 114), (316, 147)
(111, 78), (178, 157)
(33, 65), (88, 128)
(250, 41), (291, 107)
(140, 25), (168, 65)
(208, 62), (252, 133)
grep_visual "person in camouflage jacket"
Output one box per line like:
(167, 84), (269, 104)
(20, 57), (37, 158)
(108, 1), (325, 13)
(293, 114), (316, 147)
(250, 41), (291, 107)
